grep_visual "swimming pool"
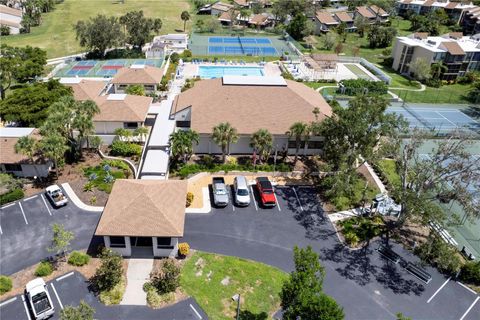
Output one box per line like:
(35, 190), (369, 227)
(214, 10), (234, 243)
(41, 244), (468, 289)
(198, 66), (264, 79)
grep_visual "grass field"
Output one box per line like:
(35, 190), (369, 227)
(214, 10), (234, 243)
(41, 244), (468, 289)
(1, 0), (191, 58)
(391, 84), (473, 104)
(181, 251), (287, 319)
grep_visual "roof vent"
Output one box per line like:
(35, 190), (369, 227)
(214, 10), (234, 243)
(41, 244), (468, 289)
(107, 94), (127, 101)
(427, 40), (436, 46)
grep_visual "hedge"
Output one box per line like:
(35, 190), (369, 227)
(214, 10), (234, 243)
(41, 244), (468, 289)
(110, 141), (142, 157)
(337, 79), (388, 96)
(0, 188), (24, 205)
(68, 251), (90, 266)
(35, 261), (53, 277)
(0, 275), (12, 295)
(173, 162), (291, 179)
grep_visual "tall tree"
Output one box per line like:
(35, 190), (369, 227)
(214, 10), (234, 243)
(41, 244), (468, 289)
(180, 11), (190, 32)
(354, 16), (368, 38)
(212, 122), (238, 163)
(286, 122), (309, 163)
(410, 58), (431, 82)
(286, 14), (307, 40)
(14, 136), (39, 176)
(75, 15), (123, 57)
(39, 133), (69, 178)
(281, 246), (344, 320)
(367, 24), (397, 48)
(170, 129), (200, 163)
(430, 62), (447, 80)
(250, 129), (274, 163)
(119, 11), (162, 48)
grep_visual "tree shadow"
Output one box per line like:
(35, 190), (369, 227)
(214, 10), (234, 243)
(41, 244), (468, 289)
(239, 310), (268, 320)
(375, 261), (425, 296)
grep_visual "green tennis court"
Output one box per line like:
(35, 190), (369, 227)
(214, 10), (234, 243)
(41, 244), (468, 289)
(344, 63), (375, 80)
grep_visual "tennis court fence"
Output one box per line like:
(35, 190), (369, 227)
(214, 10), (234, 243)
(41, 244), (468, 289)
(401, 102), (436, 131)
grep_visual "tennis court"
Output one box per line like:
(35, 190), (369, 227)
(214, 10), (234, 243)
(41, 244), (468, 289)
(190, 33), (299, 58)
(344, 63), (375, 80)
(56, 58), (163, 78)
(387, 105), (480, 135)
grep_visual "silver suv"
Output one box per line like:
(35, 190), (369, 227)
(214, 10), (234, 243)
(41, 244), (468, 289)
(233, 176), (250, 206)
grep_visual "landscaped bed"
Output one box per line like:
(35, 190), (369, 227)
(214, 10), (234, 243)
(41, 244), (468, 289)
(337, 215), (386, 247)
(180, 251), (287, 319)
(376, 159), (401, 190)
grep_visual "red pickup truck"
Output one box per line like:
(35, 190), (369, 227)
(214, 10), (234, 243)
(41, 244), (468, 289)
(256, 177), (276, 207)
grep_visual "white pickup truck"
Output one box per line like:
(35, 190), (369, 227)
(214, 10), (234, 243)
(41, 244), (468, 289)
(26, 278), (55, 320)
(45, 185), (68, 207)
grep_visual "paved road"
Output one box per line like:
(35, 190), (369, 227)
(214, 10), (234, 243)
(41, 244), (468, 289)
(0, 190), (102, 275)
(183, 185), (480, 320)
(0, 272), (207, 320)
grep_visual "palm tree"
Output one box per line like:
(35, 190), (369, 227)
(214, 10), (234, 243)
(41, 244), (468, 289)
(114, 128), (132, 142)
(73, 113), (95, 154)
(15, 135), (40, 177)
(170, 129), (199, 163)
(181, 11), (190, 32)
(430, 62), (447, 80)
(250, 129), (273, 163)
(212, 122), (238, 163)
(134, 126), (149, 142)
(286, 122), (309, 163)
(39, 133), (69, 179)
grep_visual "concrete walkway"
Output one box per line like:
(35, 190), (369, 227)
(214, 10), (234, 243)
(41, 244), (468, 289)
(121, 259), (154, 306)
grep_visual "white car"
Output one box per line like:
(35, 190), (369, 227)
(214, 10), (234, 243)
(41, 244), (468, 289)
(233, 176), (250, 207)
(45, 185), (68, 207)
(26, 278), (55, 319)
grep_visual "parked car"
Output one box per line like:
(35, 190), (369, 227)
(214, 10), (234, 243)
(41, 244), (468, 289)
(26, 278), (55, 320)
(212, 177), (229, 207)
(45, 185), (68, 207)
(256, 177), (276, 207)
(233, 176), (250, 206)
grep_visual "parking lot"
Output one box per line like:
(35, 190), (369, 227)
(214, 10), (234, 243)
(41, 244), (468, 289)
(0, 189), (101, 275)
(0, 272), (207, 320)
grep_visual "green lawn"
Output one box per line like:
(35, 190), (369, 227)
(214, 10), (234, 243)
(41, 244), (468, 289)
(304, 81), (338, 90)
(391, 84), (473, 104)
(377, 159), (401, 189)
(1, 0), (191, 58)
(181, 251), (288, 319)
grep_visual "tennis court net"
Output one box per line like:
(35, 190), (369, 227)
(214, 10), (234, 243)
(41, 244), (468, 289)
(401, 103), (435, 131)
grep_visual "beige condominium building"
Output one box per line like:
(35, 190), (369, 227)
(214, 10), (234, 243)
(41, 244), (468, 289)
(392, 33), (480, 81)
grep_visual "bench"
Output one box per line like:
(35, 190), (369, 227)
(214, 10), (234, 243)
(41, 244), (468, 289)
(406, 262), (432, 284)
(377, 246), (401, 264)
(461, 246), (476, 261)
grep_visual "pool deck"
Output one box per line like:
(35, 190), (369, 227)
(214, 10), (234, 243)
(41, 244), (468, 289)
(182, 61), (282, 79)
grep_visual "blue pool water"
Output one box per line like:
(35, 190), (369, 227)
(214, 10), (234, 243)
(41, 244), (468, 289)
(198, 66), (264, 79)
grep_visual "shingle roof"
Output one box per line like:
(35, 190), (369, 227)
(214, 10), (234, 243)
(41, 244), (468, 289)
(95, 179), (187, 237)
(423, 0), (435, 7)
(445, 2), (458, 9)
(171, 78), (332, 135)
(212, 2), (234, 12)
(335, 11), (353, 22)
(356, 6), (376, 19)
(249, 14), (268, 25)
(0, 129), (44, 164)
(414, 32), (429, 39)
(233, 0), (248, 6)
(316, 11), (339, 25)
(0, 19), (20, 28)
(369, 5), (388, 16)
(93, 95), (152, 122)
(441, 41), (466, 55)
(0, 4), (22, 17)
(111, 66), (164, 85)
(66, 80), (107, 101)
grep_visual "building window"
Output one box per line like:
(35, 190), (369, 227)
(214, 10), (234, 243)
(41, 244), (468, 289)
(124, 122), (138, 129)
(157, 237), (173, 249)
(176, 121), (191, 128)
(144, 85), (155, 91)
(110, 236), (126, 248)
(4, 164), (22, 171)
(308, 141), (324, 149)
(288, 141), (306, 149)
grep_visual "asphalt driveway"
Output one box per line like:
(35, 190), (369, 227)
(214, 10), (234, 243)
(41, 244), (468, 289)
(184, 185), (480, 320)
(0, 190), (101, 275)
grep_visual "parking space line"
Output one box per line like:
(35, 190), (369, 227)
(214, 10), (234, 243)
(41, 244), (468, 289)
(292, 187), (304, 211)
(0, 224), (2, 235)
(427, 277), (451, 303)
(459, 297), (479, 320)
(21, 295), (32, 320)
(0, 297), (17, 307)
(56, 272), (74, 281)
(1, 203), (15, 209)
(23, 195), (38, 201)
(41, 194), (52, 216)
(250, 186), (258, 211)
(50, 283), (63, 309)
(18, 202), (28, 225)
(190, 303), (203, 319)
(457, 281), (478, 295)
(274, 190), (281, 212)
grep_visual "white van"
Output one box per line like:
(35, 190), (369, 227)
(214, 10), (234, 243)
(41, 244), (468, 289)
(233, 176), (250, 207)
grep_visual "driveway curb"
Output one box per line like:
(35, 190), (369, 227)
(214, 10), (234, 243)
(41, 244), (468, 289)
(61, 183), (104, 212)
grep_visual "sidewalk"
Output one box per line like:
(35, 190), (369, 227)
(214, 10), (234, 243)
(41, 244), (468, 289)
(121, 259), (154, 306)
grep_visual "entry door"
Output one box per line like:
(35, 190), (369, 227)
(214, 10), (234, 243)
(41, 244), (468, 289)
(130, 237), (153, 247)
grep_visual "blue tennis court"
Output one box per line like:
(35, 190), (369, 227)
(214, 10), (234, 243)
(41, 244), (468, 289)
(208, 37), (272, 44)
(66, 68), (91, 76)
(75, 60), (97, 66)
(387, 106), (480, 133)
(208, 45), (278, 56)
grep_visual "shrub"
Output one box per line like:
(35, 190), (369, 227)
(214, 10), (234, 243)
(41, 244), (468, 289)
(103, 173), (114, 184)
(425, 78), (442, 88)
(181, 49), (192, 58)
(460, 261), (480, 286)
(0, 188), (24, 205)
(83, 182), (94, 192)
(0, 275), (13, 295)
(110, 141), (142, 157)
(93, 248), (123, 292)
(337, 79), (388, 96)
(145, 285), (174, 308)
(226, 156), (237, 165)
(186, 192), (194, 207)
(103, 159), (129, 171)
(68, 251), (90, 266)
(170, 52), (180, 64)
(35, 261), (53, 277)
(99, 277), (125, 305)
(415, 236), (462, 275)
(281, 71), (294, 80)
(151, 259), (180, 295)
(344, 231), (359, 246)
(178, 242), (190, 256)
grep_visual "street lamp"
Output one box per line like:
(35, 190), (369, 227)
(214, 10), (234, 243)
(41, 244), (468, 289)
(232, 294), (240, 320)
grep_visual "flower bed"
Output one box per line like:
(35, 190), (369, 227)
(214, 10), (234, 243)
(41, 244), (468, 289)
(83, 160), (132, 194)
